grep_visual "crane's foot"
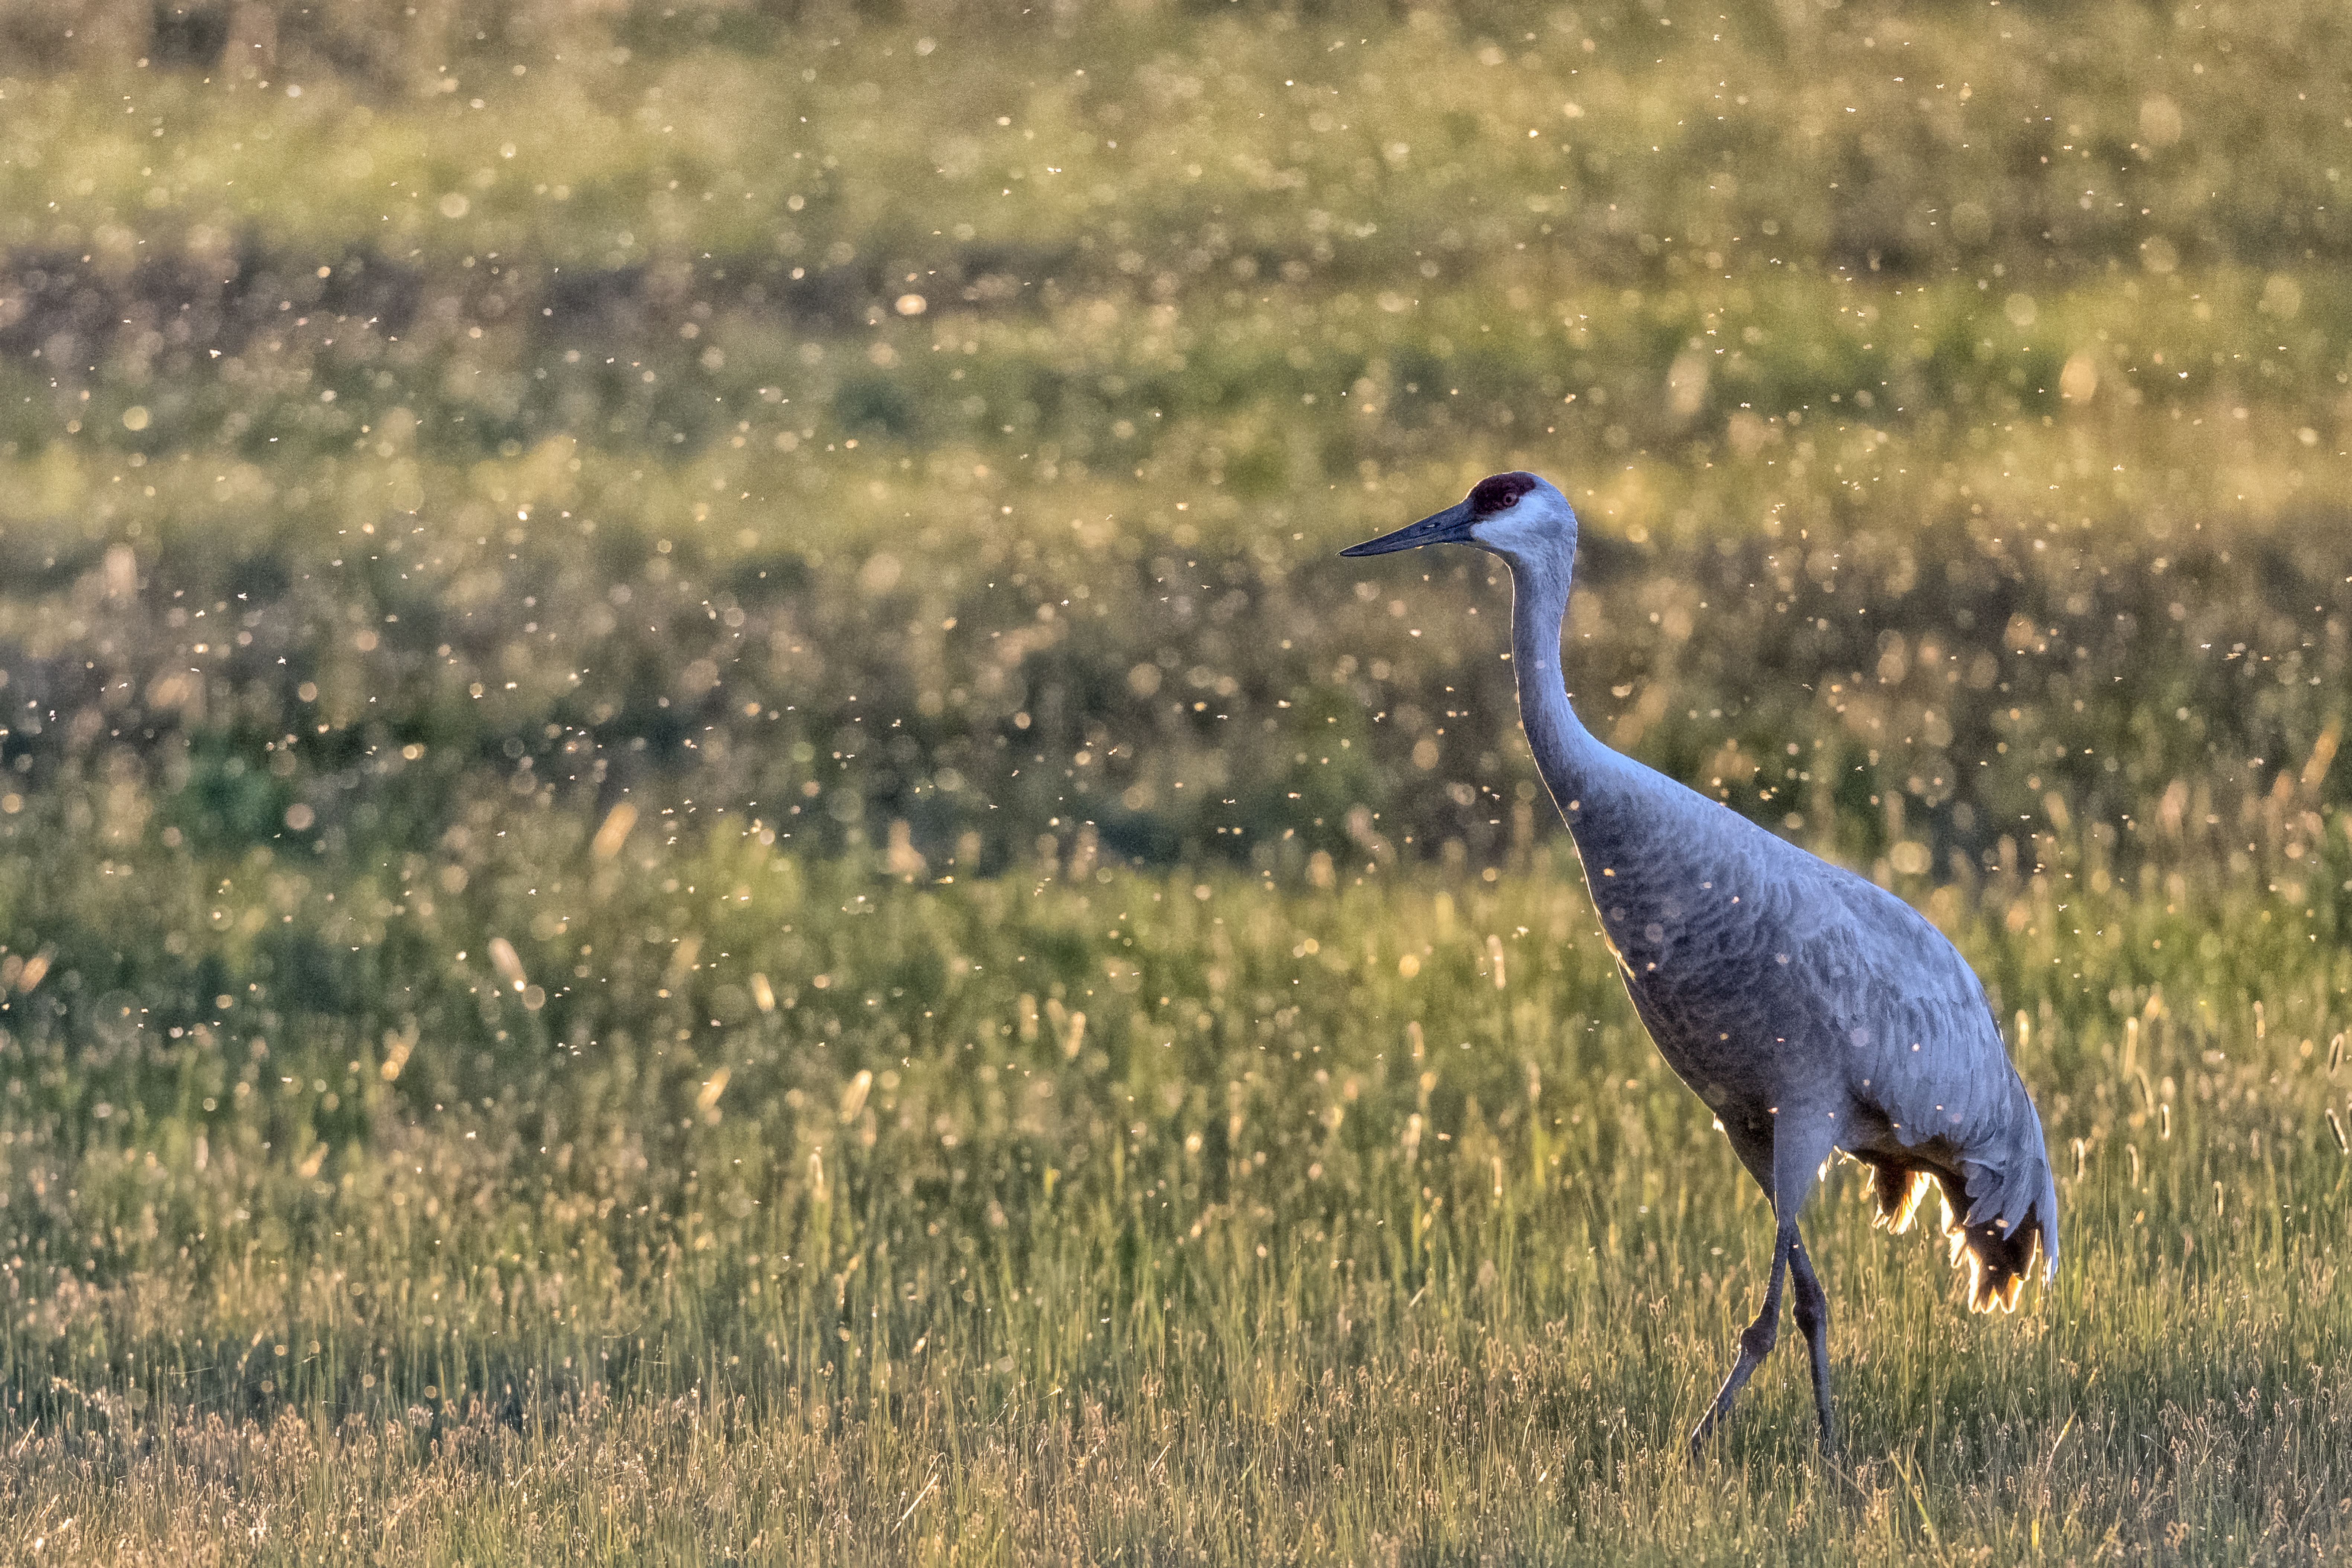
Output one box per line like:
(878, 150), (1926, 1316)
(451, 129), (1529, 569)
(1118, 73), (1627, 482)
(1687, 1382), (1747, 1458)
(1689, 1315), (1775, 1458)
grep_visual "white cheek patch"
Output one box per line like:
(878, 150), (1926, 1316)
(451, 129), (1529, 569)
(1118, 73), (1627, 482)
(1471, 512), (1548, 553)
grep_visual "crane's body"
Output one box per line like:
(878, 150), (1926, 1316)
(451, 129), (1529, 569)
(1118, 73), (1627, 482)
(1344, 471), (2057, 1454)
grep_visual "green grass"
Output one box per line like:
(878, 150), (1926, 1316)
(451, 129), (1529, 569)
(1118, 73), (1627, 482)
(3, 0), (2352, 1559)
(0, 0), (2346, 875)
(0, 805), (2348, 1560)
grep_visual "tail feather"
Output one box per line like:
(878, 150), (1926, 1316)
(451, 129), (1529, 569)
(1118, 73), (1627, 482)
(1946, 1153), (2059, 1313)
(1859, 1151), (2058, 1313)
(1861, 1158), (1929, 1235)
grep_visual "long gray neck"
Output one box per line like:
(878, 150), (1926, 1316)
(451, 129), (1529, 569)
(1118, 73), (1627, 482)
(1506, 544), (1618, 828)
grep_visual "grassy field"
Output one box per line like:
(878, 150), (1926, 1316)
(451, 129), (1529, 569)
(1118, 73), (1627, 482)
(0, 820), (2348, 1560)
(2, 0), (2351, 1560)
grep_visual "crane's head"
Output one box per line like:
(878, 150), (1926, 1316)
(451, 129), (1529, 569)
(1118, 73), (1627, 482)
(1338, 471), (1576, 567)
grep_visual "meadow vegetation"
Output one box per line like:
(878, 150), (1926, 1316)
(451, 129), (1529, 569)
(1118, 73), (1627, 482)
(0, 0), (2349, 1559)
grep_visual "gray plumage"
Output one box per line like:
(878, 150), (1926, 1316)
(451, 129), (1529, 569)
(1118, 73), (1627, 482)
(1344, 471), (2058, 1454)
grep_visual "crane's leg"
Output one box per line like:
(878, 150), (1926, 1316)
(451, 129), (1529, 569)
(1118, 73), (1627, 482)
(1691, 1115), (1836, 1456)
(1689, 1209), (1795, 1453)
(1788, 1244), (1837, 1456)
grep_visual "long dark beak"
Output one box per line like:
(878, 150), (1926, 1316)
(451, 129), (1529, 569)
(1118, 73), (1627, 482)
(1339, 499), (1475, 557)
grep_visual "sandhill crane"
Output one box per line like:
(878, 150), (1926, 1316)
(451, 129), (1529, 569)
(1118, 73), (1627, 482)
(1343, 471), (2058, 1455)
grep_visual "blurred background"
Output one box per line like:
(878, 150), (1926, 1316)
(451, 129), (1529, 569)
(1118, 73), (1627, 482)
(2, 3), (2351, 1554)
(2, 0), (2344, 886)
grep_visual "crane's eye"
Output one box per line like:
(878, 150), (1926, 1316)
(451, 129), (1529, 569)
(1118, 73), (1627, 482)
(1499, 494), (1518, 507)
